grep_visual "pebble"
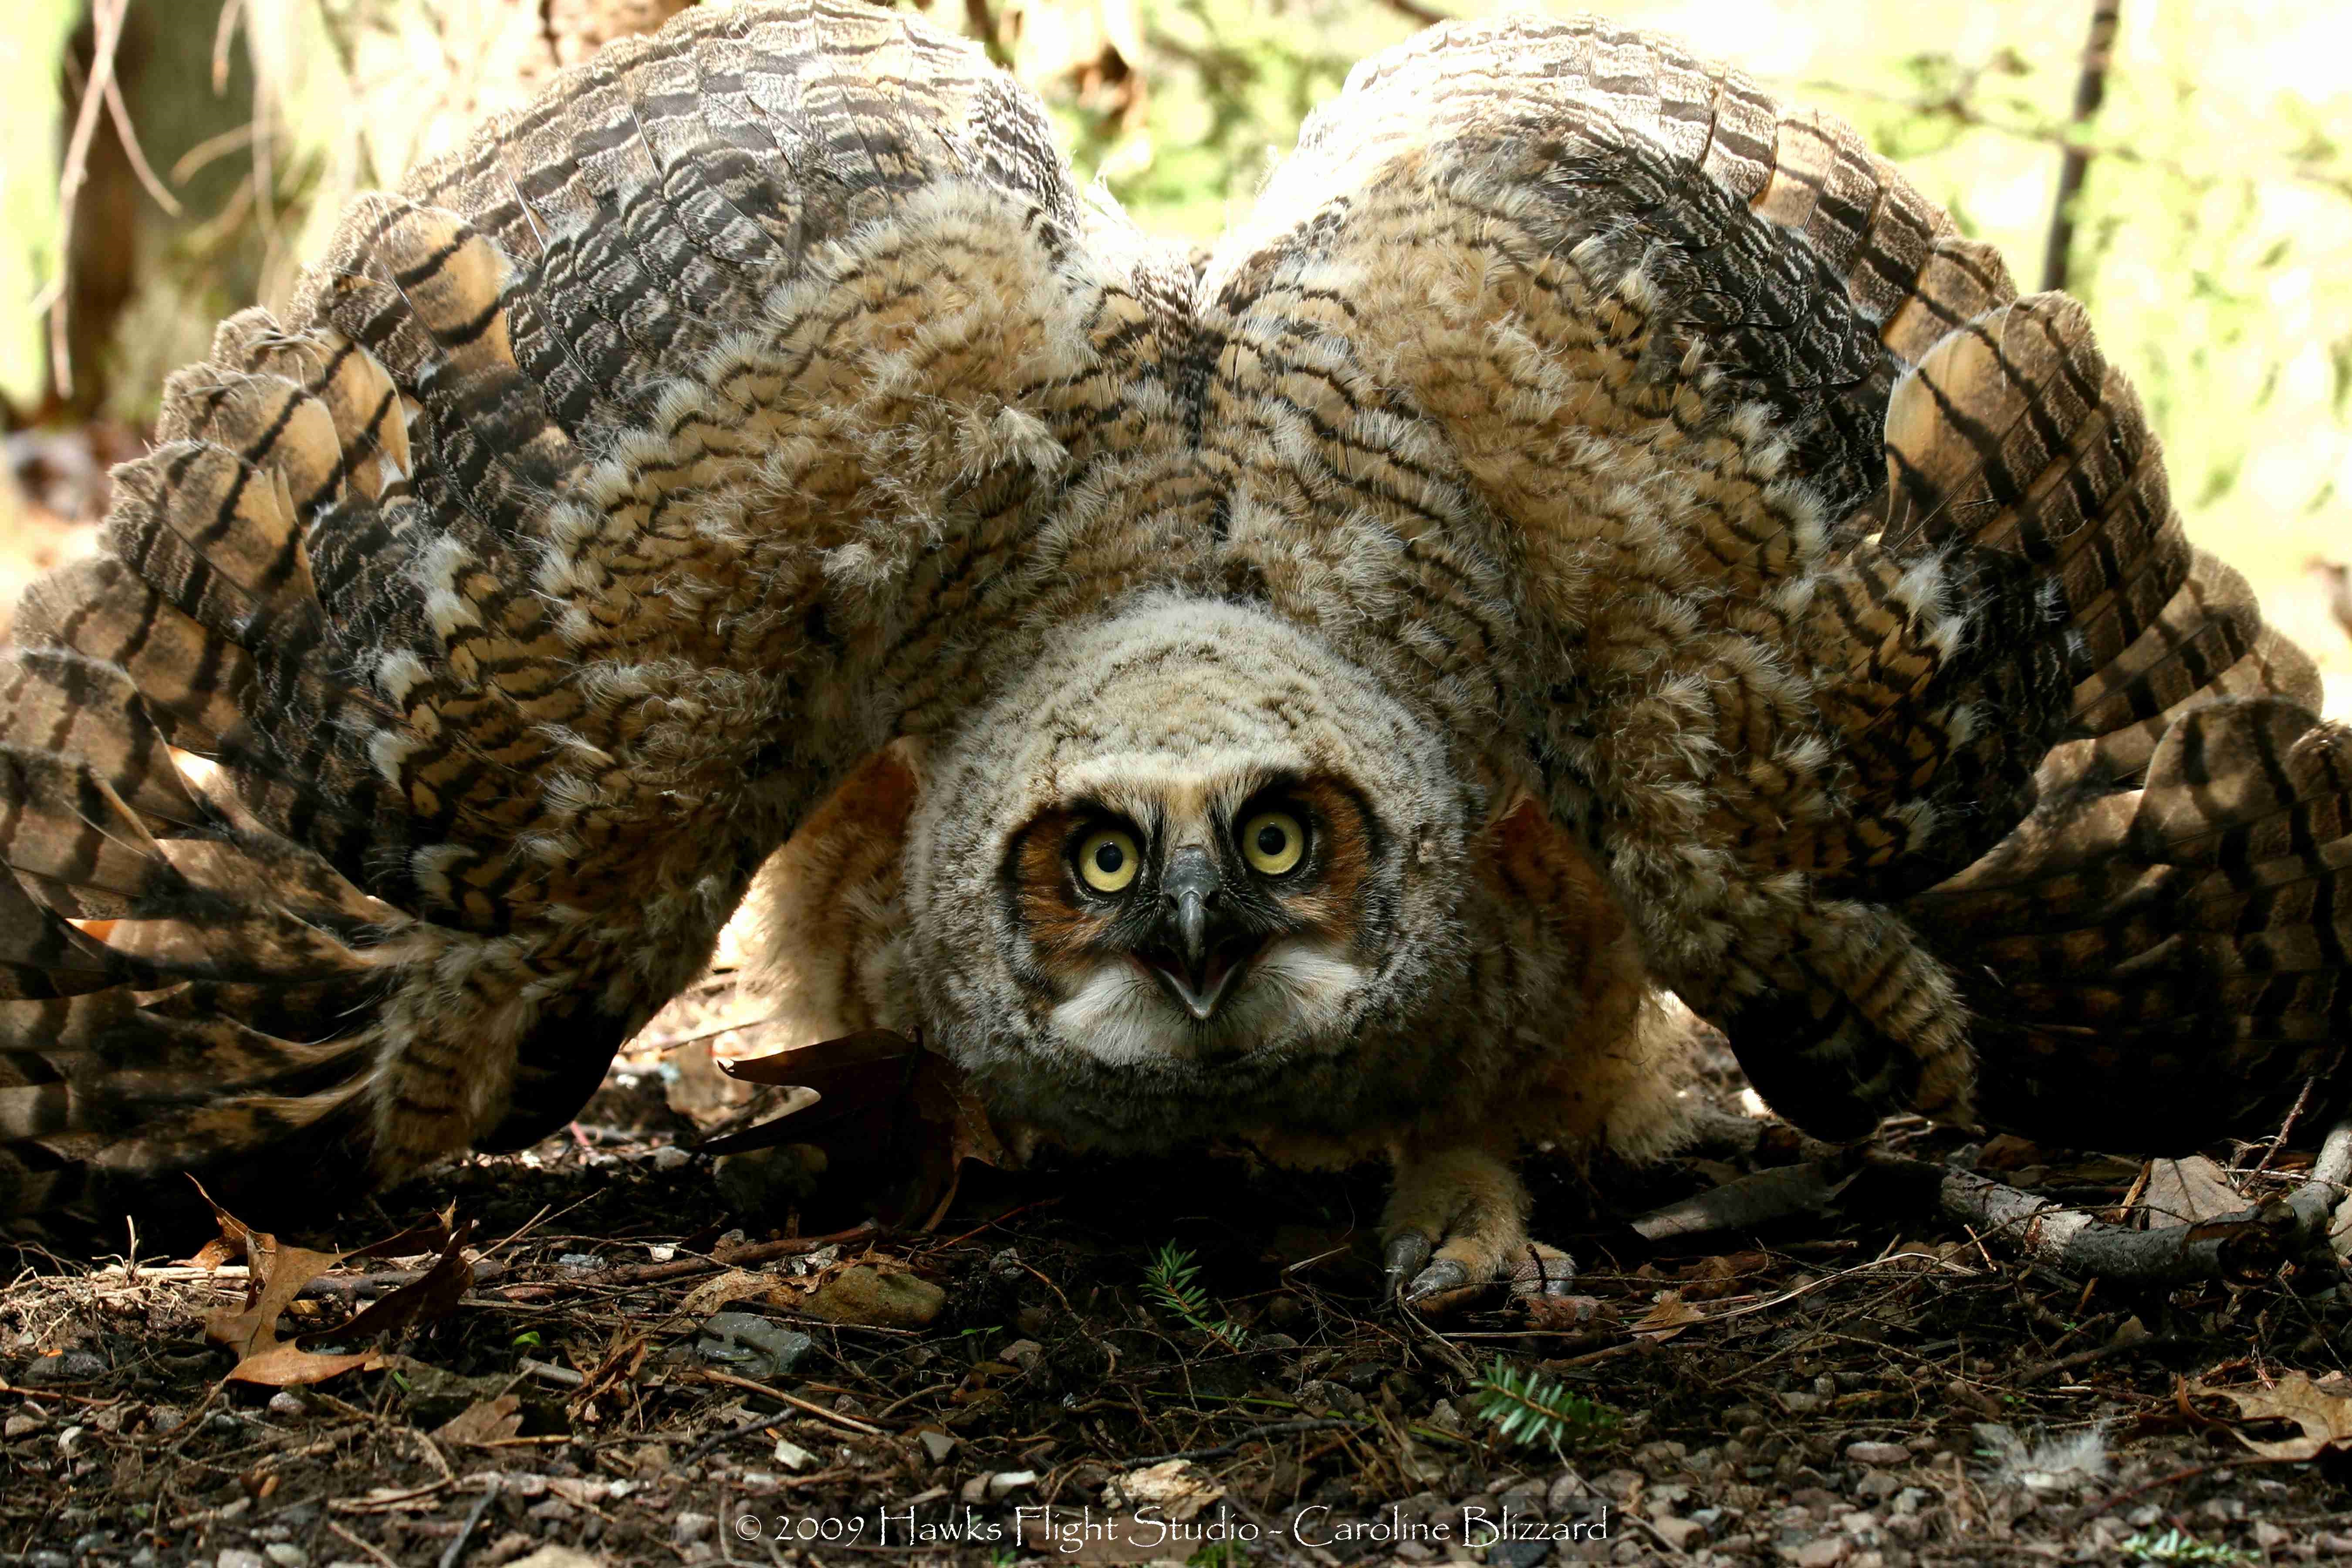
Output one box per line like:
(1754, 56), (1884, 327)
(801, 1267), (946, 1329)
(263, 1546), (308, 1568)
(649, 1145), (691, 1170)
(1791, 1538), (1850, 1567)
(217, 1551), (269, 1568)
(693, 1311), (813, 1380)
(556, 1253), (604, 1271)
(266, 1391), (308, 1420)
(1844, 1442), (1908, 1467)
(1650, 1517), (1706, 1551)
(19, 1349), (106, 1385)
(918, 1429), (957, 1463)
(960, 1470), (1037, 1503)
(1778, 1392), (1824, 1414)
(997, 1339), (1044, 1375)
(1488, 1540), (1548, 1567)
(4, 1412), (43, 1438)
(672, 1512), (715, 1546)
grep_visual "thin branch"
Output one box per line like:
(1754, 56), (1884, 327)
(1927, 1119), (2352, 1283)
(49, 0), (134, 401)
(2041, 0), (2120, 293)
(1375, 0), (1454, 27)
(102, 71), (182, 217)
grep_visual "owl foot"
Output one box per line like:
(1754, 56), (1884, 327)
(1381, 1146), (1575, 1308)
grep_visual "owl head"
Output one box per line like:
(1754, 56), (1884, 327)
(896, 594), (1493, 1145)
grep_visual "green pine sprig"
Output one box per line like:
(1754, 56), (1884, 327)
(1144, 1243), (1250, 1351)
(1471, 1357), (1619, 1453)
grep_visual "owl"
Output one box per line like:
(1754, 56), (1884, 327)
(2, 3), (2347, 1306)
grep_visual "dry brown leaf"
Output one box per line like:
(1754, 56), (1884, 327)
(706, 1029), (1008, 1230)
(1629, 1290), (1707, 1341)
(2190, 1373), (2352, 1460)
(677, 1268), (780, 1318)
(432, 1393), (525, 1447)
(195, 1186), (472, 1386)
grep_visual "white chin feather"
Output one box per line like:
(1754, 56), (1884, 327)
(1047, 939), (1367, 1067)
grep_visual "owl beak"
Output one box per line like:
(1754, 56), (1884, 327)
(1143, 847), (1258, 1022)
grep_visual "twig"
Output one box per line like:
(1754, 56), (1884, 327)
(50, 0), (133, 399)
(2251, 1075), (2318, 1177)
(1375, 0), (1453, 26)
(101, 68), (181, 216)
(2040, 0), (2120, 292)
(1921, 1120), (2352, 1283)
(326, 1521), (399, 1568)
(437, 1484), (497, 1568)
(687, 1369), (887, 1437)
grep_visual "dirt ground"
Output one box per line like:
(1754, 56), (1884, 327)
(10, 969), (2352, 1568)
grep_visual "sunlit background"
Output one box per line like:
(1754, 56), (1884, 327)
(1, 0), (2346, 707)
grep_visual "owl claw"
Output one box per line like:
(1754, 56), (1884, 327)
(1384, 1230), (1435, 1288)
(1403, 1257), (1472, 1303)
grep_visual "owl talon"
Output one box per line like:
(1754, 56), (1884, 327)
(1403, 1257), (1472, 1303)
(1384, 1230), (1435, 1288)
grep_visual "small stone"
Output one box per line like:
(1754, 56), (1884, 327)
(1488, 1539), (1549, 1567)
(217, 1551), (269, 1568)
(1296, 1379), (1365, 1417)
(130, 1549), (160, 1568)
(672, 1511), (715, 1546)
(998, 1339), (1044, 1375)
(267, 1391), (308, 1420)
(649, 1145), (690, 1171)
(263, 1545), (308, 1568)
(20, 1348), (106, 1385)
(1651, 1517), (1706, 1551)
(557, 1253), (603, 1271)
(4, 1412), (43, 1438)
(694, 1311), (813, 1380)
(1777, 1391), (1823, 1414)
(1546, 1469), (1588, 1512)
(917, 1429), (957, 1463)
(960, 1470), (1037, 1503)
(1852, 1471), (1900, 1502)
(27, 1553), (70, 1568)
(2252, 1521), (2289, 1550)
(1791, 1538), (1849, 1567)
(147, 1406), (186, 1436)
(773, 1437), (815, 1471)
(1844, 1442), (1907, 1467)
(71, 1533), (114, 1556)
(800, 1267), (945, 1328)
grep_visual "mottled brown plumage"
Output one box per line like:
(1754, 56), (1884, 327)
(1, 6), (2345, 1295)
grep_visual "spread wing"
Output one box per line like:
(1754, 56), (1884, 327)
(0, 0), (1181, 1233)
(1198, 14), (2347, 1147)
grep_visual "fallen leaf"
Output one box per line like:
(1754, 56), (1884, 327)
(1631, 1159), (1859, 1241)
(2190, 1373), (2352, 1460)
(195, 1186), (473, 1386)
(1629, 1290), (1707, 1341)
(432, 1393), (525, 1447)
(703, 1029), (1008, 1230)
(2140, 1157), (2247, 1227)
(1108, 1459), (1225, 1521)
(677, 1269), (780, 1318)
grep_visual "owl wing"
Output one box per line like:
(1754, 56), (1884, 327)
(1199, 14), (2347, 1148)
(0, 0), (1173, 1233)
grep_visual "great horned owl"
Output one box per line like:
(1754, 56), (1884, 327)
(3, 5), (2347, 1302)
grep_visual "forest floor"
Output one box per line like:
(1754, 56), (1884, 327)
(9, 971), (2352, 1568)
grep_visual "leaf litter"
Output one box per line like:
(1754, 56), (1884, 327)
(5, 988), (2352, 1563)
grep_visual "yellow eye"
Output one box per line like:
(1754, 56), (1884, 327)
(1240, 810), (1306, 876)
(1075, 827), (1141, 893)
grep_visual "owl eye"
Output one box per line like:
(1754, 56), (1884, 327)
(1239, 810), (1307, 877)
(1074, 826), (1142, 893)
